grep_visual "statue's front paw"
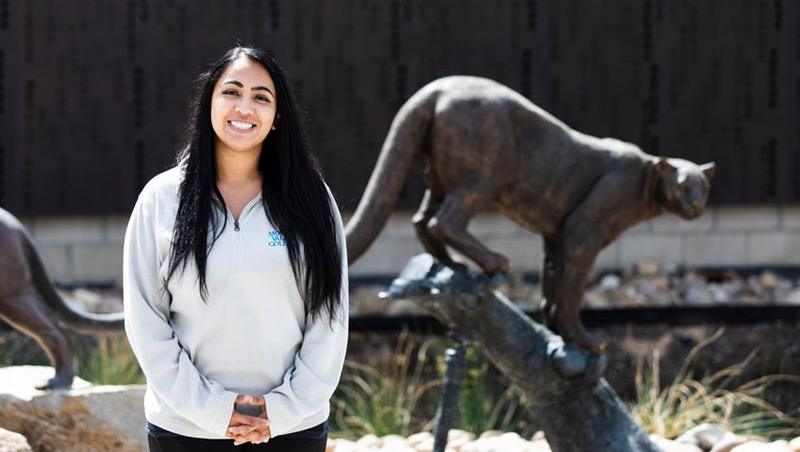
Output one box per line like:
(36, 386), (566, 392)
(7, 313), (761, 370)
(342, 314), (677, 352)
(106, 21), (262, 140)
(481, 253), (510, 274)
(563, 329), (607, 355)
(36, 373), (73, 391)
(550, 342), (607, 380)
(447, 259), (470, 273)
(557, 320), (607, 355)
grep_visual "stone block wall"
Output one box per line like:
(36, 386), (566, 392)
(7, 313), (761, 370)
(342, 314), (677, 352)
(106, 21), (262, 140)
(18, 216), (129, 284)
(18, 205), (800, 286)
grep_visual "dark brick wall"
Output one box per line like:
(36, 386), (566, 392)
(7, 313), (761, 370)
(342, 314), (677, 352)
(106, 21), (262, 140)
(1, 0), (798, 215)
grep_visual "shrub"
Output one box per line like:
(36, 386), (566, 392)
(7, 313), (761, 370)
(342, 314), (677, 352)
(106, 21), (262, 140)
(630, 328), (800, 440)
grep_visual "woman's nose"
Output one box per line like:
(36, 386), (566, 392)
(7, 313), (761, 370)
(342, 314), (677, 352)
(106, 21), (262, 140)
(235, 98), (253, 114)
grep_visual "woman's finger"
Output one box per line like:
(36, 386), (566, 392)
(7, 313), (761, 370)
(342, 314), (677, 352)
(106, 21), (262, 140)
(228, 424), (258, 436)
(231, 411), (270, 428)
(235, 394), (266, 406)
(247, 430), (268, 444)
(246, 395), (266, 406)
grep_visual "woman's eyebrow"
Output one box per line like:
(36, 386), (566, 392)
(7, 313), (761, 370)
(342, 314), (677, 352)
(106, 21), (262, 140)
(222, 80), (273, 96)
(252, 86), (274, 95)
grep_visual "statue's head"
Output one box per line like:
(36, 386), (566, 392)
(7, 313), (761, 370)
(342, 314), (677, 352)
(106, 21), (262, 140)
(656, 158), (715, 219)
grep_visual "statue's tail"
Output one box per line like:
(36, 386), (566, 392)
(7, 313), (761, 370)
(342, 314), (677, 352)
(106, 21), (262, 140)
(346, 87), (438, 264)
(22, 230), (124, 334)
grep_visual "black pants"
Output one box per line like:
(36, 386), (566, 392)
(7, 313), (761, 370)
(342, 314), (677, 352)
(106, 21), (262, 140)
(147, 435), (327, 452)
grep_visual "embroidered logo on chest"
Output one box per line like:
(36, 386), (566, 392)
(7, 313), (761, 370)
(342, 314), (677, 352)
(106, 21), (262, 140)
(268, 230), (286, 247)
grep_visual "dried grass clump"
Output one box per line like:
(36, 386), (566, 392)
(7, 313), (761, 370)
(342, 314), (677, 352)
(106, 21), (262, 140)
(331, 330), (440, 438)
(630, 328), (800, 440)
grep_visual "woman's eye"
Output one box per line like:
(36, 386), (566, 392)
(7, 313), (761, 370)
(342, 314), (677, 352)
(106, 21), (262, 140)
(255, 95), (270, 102)
(222, 89), (238, 96)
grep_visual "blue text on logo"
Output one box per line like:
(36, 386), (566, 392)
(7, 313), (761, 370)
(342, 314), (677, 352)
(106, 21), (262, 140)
(268, 230), (286, 247)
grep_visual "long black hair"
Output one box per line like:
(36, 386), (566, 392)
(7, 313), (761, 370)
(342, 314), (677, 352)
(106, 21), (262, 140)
(166, 46), (344, 325)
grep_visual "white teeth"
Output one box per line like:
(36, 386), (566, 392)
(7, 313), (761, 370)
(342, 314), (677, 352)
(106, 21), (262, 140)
(230, 121), (255, 130)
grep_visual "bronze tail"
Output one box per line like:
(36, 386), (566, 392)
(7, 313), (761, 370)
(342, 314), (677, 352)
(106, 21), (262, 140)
(23, 230), (124, 334)
(345, 88), (437, 264)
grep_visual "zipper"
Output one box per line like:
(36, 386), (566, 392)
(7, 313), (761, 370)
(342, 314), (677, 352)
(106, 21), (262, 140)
(228, 196), (261, 269)
(228, 216), (242, 269)
(232, 219), (243, 268)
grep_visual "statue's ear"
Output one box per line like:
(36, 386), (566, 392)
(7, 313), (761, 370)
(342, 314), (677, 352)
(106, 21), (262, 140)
(656, 158), (676, 177)
(700, 162), (716, 180)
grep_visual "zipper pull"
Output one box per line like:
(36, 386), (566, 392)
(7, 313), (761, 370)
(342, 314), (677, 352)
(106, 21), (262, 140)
(234, 221), (240, 232)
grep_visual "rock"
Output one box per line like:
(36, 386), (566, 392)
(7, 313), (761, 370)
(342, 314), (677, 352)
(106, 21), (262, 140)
(460, 431), (531, 452)
(676, 423), (730, 449)
(0, 366), (146, 452)
(412, 436), (435, 452)
(710, 433), (750, 452)
(584, 288), (613, 308)
(731, 440), (789, 452)
(759, 271), (778, 291)
(529, 438), (553, 452)
(381, 434), (408, 444)
(439, 429), (476, 451)
(498, 432), (522, 441)
(716, 279), (744, 303)
(478, 430), (503, 439)
(789, 437), (800, 452)
(0, 427), (32, 451)
(381, 434), (415, 451)
(636, 259), (661, 277)
(73, 287), (102, 307)
(767, 441), (792, 452)
(600, 274), (621, 292)
(96, 295), (125, 314)
(448, 428), (476, 442)
(650, 434), (703, 452)
(330, 438), (358, 452)
(684, 286), (714, 305)
(356, 433), (382, 448)
(785, 288), (800, 305)
(709, 283), (728, 303)
(407, 432), (433, 447)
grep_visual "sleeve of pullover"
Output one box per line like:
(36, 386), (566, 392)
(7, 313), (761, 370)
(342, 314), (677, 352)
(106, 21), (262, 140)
(123, 188), (239, 436)
(263, 186), (349, 437)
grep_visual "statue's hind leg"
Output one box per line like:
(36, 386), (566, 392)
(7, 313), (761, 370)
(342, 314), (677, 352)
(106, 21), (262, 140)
(427, 189), (510, 274)
(413, 189), (461, 267)
(0, 292), (74, 389)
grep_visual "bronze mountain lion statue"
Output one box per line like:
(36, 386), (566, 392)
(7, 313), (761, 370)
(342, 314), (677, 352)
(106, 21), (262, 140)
(345, 76), (715, 353)
(0, 207), (123, 389)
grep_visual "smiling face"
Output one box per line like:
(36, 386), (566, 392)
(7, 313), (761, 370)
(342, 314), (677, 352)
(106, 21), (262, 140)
(210, 56), (278, 156)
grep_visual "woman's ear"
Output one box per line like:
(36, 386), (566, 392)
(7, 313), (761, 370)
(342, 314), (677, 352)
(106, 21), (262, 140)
(272, 113), (280, 131)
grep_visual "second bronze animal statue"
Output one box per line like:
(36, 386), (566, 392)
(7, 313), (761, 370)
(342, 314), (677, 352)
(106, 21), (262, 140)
(0, 207), (123, 389)
(345, 76), (714, 353)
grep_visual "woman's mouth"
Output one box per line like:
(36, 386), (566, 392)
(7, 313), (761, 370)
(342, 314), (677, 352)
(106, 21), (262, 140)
(229, 120), (256, 131)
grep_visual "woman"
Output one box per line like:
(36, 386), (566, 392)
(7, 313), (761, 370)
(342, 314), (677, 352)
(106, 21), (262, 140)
(123, 46), (348, 452)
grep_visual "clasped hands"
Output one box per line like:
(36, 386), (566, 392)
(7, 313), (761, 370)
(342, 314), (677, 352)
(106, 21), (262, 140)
(226, 394), (271, 445)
